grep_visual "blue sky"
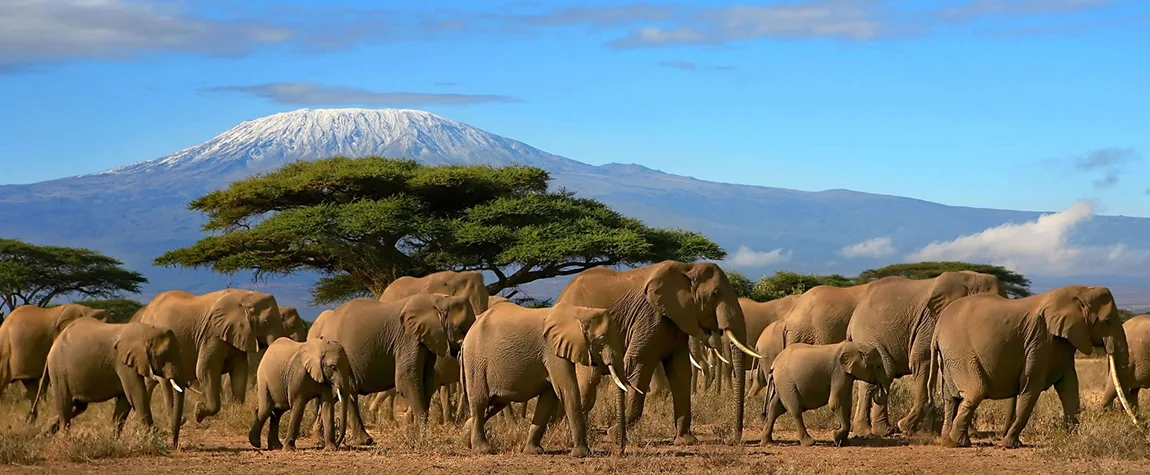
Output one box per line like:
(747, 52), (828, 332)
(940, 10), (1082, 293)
(1, 0), (1148, 217)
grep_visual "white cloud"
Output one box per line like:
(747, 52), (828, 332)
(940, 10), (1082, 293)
(841, 237), (898, 258)
(727, 246), (792, 267)
(906, 200), (1150, 275)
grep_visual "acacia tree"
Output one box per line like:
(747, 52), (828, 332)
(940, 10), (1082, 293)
(0, 239), (148, 316)
(752, 270), (855, 301)
(156, 157), (725, 305)
(856, 261), (1032, 298)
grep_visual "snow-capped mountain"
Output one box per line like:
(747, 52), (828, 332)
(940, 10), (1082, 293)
(92, 108), (585, 178)
(2, 108), (1149, 314)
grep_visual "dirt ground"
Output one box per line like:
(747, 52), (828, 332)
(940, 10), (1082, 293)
(5, 424), (1149, 475)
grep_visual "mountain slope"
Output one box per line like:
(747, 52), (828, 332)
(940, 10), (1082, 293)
(2, 108), (1148, 314)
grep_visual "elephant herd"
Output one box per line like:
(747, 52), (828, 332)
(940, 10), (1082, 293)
(0, 261), (1146, 457)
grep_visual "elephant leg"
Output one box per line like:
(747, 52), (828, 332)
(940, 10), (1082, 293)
(547, 360), (589, 458)
(194, 354), (226, 424)
(268, 408), (285, 450)
(664, 350), (698, 446)
(20, 379), (40, 406)
(785, 402), (813, 446)
(1053, 370), (1081, 433)
(898, 360), (932, 434)
(468, 394), (495, 454)
(759, 391), (784, 446)
(525, 388), (559, 454)
(112, 396), (132, 433)
(945, 394), (983, 448)
(852, 380), (873, 437)
(1000, 391), (1040, 448)
(228, 354), (249, 404)
(346, 394), (374, 446)
(941, 395), (958, 440)
(1100, 378), (1118, 410)
(320, 397), (337, 450)
(575, 362), (603, 415)
(998, 397), (1016, 439)
(1132, 388), (1141, 412)
(284, 396), (309, 451)
(249, 387), (273, 448)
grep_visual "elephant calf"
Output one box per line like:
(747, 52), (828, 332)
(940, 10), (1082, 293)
(461, 301), (636, 457)
(250, 337), (354, 451)
(32, 317), (189, 447)
(760, 341), (889, 447)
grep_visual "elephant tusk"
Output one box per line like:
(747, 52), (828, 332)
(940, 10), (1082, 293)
(689, 353), (704, 370)
(335, 388), (343, 403)
(1109, 354), (1139, 426)
(169, 379), (184, 394)
(710, 347), (731, 365)
(725, 329), (765, 359)
(628, 383), (645, 395)
(607, 365), (629, 393)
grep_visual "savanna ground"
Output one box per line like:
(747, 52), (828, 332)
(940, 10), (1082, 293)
(4, 357), (1150, 474)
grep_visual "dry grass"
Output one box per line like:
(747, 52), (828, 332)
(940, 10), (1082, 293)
(4, 356), (1150, 470)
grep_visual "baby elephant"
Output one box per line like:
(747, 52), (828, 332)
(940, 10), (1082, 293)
(250, 337), (355, 451)
(32, 317), (189, 447)
(461, 301), (638, 457)
(760, 341), (890, 447)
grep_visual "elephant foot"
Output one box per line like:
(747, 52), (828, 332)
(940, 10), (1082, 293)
(268, 440), (284, 450)
(896, 417), (916, 434)
(570, 445), (590, 458)
(284, 441), (297, 452)
(998, 436), (1022, 449)
(673, 433), (699, 446)
(759, 437), (774, 447)
(871, 421), (898, 437)
(799, 435), (815, 447)
(523, 444), (545, 455)
(940, 436), (958, 448)
(833, 429), (849, 446)
(472, 441), (496, 455)
(248, 429), (262, 449)
(323, 441), (338, 451)
(851, 420), (873, 437)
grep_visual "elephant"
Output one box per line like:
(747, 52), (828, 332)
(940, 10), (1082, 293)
(375, 270), (490, 424)
(781, 283), (873, 347)
(555, 260), (762, 445)
(245, 305), (309, 388)
(461, 301), (638, 457)
(760, 341), (890, 447)
(249, 337), (354, 451)
(726, 295), (800, 394)
(31, 317), (189, 447)
(931, 285), (1137, 448)
(0, 304), (107, 402)
(369, 351), (460, 424)
(133, 289), (287, 424)
(751, 320), (788, 397)
(307, 293), (476, 446)
(1101, 314), (1150, 411)
(845, 271), (1004, 436)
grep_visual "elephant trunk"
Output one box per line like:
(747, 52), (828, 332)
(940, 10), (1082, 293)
(170, 381), (185, 448)
(731, 340), (745, 444)
(716, 299), (764, 360)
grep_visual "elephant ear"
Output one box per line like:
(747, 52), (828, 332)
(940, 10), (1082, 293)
(400, 295), (451, 358)
(839, 345), (866, 377)
(54, 305), (84, 332)
(114, 325), (154, 378)
(299, 341), (326, 384)
(543, 304), (592, 366)
(208, 291), (258, 353)
(645, 264), (701, 338)
(926, 273), (974, 318)
(1040, 289), (1094, 355)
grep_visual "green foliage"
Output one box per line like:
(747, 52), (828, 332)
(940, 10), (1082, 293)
(725, 270), (756, 300)
(856, 261), (1031, 298)
(1119, 308), (1142, 322)
(156, 157), (725, 306)
(751, 270), (855, 301)
(0, 238), (147, 315)
(68, 298), (144, 323)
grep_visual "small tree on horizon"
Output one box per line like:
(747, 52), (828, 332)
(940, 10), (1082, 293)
(155, 157), (726, 305)
(0, 238), (148, 316)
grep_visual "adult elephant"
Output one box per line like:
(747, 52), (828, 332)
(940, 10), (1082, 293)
(739, 295), (800, 393)
(307, 293), (475, 446)
(846, 271), (1004, 436)
(555, 260), (762, 445)
(782, 283), (873, 347)
(134, 289), (286, 423)
(1101, 314), (1150, 411)
(246, 306), (309, 388)
(0, 304), (107, 402)
(932, 285), (1137, 448)
(376, 270), (489, 423)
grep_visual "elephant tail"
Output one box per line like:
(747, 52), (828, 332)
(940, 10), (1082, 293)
(29, 359), (49, 423)
(760, 370), (776, 421)
(457, 342), (469, 424)
(0, 334), (10, 391)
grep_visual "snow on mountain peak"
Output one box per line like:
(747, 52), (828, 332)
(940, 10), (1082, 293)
(93, 108), (579, 176)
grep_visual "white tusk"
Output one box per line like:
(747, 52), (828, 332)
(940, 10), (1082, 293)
(711, 347), (731, 365)
(169, 379), (184, 393)
(1109, 354), (1139, 426)
(628, 383), (645, 395)
(607, 365), (629, 393)
(725, 329), (765, 359)
(335, 388), (343, 403)
(689, 354), (704, 370)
